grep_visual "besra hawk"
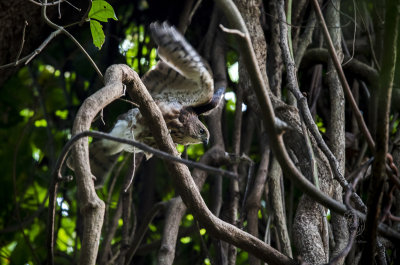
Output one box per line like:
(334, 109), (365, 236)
(71, 22), (225, 188)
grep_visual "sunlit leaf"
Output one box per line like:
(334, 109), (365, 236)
(180, 236), (192, 244)
(0, 241), (17, 264)
(225, 91), (236, 112)
(133, 58), (139, 72)
(31, 144), (43, 162)
(149, 48), (158, 68)
(118, 155), (125, 162)
(57, 227), (74, 252)
(22, 182), (48, 209)
(55, 110), (68, 120)
(228, 61), (239, 83)
(326, 209), (331, 221)
(316, 115), (326, 134)
(186, 144), (204, 159)
(88, 0), (118, 22)
(237, 248), (249, 263)
(90, 20), (105, 49)
(34, 119), (47, 127)
(19, 108), (34, 118)
(162, 189), (175, 201)
(186, 214), (194, 221)
(149, 223), (157, 232)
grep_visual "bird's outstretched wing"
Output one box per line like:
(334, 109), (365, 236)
(142, 21), (214, 108)
(69, 22), (216, 189)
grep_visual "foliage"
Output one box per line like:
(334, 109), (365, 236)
(88, 0), (118, 49)
(1, 0), (400, 265)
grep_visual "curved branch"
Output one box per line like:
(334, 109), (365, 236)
(70, 65), (126, 265)
(214, 0), (400, 241)
(310, 0), (374, 151)
(300, 48), (379, 88)
(277, 0), (366, 213)
(54, 130), (237, 180)
(114, 61), (296, 264)
(216, 0), (345, 215)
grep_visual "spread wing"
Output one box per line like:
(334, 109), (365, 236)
(141, 21), (214, 108)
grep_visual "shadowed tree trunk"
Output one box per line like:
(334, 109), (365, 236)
(2, 1), (400, 265)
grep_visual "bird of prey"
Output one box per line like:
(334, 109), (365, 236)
(80, 22), (224, 187)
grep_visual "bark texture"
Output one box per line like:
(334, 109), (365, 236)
(326, 1), (349, 263)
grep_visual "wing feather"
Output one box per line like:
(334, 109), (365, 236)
(141, 22), (213, 108)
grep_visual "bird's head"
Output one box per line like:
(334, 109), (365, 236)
(169, 108), (209, 146)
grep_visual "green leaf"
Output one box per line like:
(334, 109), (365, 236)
(227, 61), (239, 83)
(148, 223), (157, 232)
(90, 20), (105, 49)
(19, 108), (34, 119)
(185, 214), (194, 221)
(180, 236), (192, 244)
(88, 0), (118, 22)
(186, 143), (205, 159)
(34, 119), (47, 127)
(55, 109), (68, 120)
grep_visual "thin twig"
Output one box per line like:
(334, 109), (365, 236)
(219, 0), (352, 222)
(341, 0), (357, 67)
(240, 155), (255, 218)
(54, 130), (238, 180)
(327, 199), (358, 264)
(219, 24), (246, 38)
(1, 1), (83, 70)
(118, 168), (134, 265)
(42, 0), (103, 80)
(15, 21), (28, 65)
(0, 29), (62, 69)
(123, 153), (136, 193)
(125, 202), (167, 264)
(278, 0), (367, 213)
(358, 1), (381, 71)
(29, 0), (62, 6)
(79, 0), (93, 26)
(117, 98), (140, 108)
(311, 0), (374, 150)
(327, 165), (363, 265)
(294, 10), (317, 67)
(188, 0), (203, 26)
(312, 0), (400, 191)
(29, 0), (82, 10)
(58, 0), (61, 18)
(216, 0), (400, 242)
(286, 0), (294, 58)
(195, 220), (214, 263)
